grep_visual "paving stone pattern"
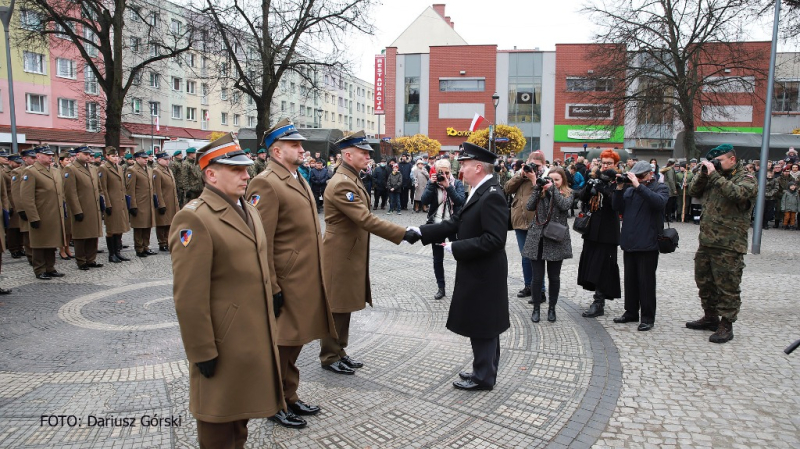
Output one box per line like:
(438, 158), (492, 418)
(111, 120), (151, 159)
(0, 213), (797, 448)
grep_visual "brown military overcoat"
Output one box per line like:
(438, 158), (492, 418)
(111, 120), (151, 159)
(126, 163), (156, 228)
(18, 162), (66, 249)
(10, 166), (28, 233)
(153, 164), (179, 227)
(2, 165), (18, 229)
(63, 162), (103, 239)
(321, 163), (406, 313)
(246, 161), (336, 346)
(169, 187), (284, 423)
(0, 173), (9, 252)
(98, 161), (131, 235)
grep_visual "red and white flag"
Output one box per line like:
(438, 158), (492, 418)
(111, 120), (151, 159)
(469, 113), (486, 132)
(155, 116), (160, 132)
(204, 110), (210, 121)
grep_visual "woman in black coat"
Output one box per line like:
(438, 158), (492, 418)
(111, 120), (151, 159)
(577, 151), (622, 318)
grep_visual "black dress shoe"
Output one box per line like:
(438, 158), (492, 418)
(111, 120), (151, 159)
(136, 252), (149, 258)
(517, 286), (531, 298)
(453, 379), (493, 391)
(86, 262), (104, 268)
(46, 271), (65, 278)
(340, 355), (363, 369)
(78, 264), (90, 271)
(268, 410), (307, 429)
(159, 245), (170, 252)
(10, 251), (23, 259)
(288, 400), (320, 416)
(434, 288), (445, 300)
(637, 322), (654, 331)
(613, 314), (639, 323)
(144, 249), (158, 255)
(0, 288), (11, 294)
(321, 360), (355, 375)
(458, 371), (472, 380)
(36, 273), (52, 280)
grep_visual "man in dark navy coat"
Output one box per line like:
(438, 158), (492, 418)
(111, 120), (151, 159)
(412, 142), (509, 391)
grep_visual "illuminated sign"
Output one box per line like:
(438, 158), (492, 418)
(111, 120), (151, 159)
(374, 55), (385, 115)
(446, 127), (473, 137)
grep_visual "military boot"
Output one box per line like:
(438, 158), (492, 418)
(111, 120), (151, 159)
(582, 300), (605, 318)
(685, 311), (720, 331)
(709, 318), (734, 343)
(107, 237), (121, 263)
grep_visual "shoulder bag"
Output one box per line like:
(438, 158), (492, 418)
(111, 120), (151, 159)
(658, 222), (679, 253)
(573, 210), (591, 234)
(537, 192), (569, 243)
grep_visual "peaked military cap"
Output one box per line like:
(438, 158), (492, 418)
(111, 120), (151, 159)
(58, 151), (71, 159)
(156, 152), (169, 159)
(197, 132), (253, 170)
(8, 154), (22, 163)
(457, 141), (498, 163)
(34, 145), (54, 155)
(134, 151), (148, 158)
(262, 118), (306, 149)
(336, 130), (372, 152)
(706, 144), (734, 160)
(105, 146), (119, 156)
(0, 149), (9, 157)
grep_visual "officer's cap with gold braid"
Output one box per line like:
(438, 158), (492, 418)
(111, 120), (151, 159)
(706, 144), (734, 160)
(262, 118), (306, 150)
(197, 132), (253, 171)
(75, 145), (93, 154)
(335, 130), (372, 152)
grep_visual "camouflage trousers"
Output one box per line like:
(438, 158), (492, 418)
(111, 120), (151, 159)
(694, 246), (744, 322)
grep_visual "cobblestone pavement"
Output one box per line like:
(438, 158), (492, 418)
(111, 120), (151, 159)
(0, 208), (797, 448)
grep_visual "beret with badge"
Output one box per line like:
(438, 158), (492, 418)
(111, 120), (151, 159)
(705, 144), (734, 160)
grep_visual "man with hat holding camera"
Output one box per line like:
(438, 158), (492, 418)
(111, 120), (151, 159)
(126, 150), (157, 257)
(98, 147), (130, 263)
(686, 144), (757, 343)
(246, 119), (337, 429)
(319, 130), (419, 375)
(153, 151), (179, 252)
(411, 141), (510, 391)
(19, 145), (67, 280)
(63, 145), (104, 270)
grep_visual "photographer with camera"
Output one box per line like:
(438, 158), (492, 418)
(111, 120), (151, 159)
(611, 161), (669, 331)
(420, 159), (466, 300)
(577, 150), (622, 318)
(522, 167), (573, 323)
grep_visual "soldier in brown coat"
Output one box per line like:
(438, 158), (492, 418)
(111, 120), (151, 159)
(11, 150), (35, 265)
(153, 152), (179, 252)
(18, 146), (67, 280)
(126, 151), (157, 257)
(98, 147), (131, 263)
(63, 146), (104, 270)
(319, 131), (419, 374)
(1, 151), (23, 259)
(58, 151), (75, 260)
(169, 133), (284, 448)
(246, 119), (336, 429)
(0, 154), (11, 294)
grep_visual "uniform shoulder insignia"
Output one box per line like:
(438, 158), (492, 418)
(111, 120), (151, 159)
(98, 172), (102, 177)
(249, 194), (260, 206)
(489, 186), (497, 192)
(11, 176), (15, 181)
(64, 173), (69, 178)
(22, 175), (28, 181)
(127, 173), (132, 178)
(184, 199), (202, 210)
(345, 191), (355, 202)
(179, 229), (192, 246)
(153, 174), (156, 179)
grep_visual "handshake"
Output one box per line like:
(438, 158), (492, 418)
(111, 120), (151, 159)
(402, 226), (422, 244)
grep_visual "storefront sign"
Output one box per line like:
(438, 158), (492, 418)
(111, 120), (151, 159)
(446, 127), (472, 137)
(374, 55), (385, 115)
(566, 129), (612, 140)
(566, 104), (612, 119)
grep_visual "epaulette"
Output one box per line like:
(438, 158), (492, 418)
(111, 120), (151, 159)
(183, 198), (204, 211)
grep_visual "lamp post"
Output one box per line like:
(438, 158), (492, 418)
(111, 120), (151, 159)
(0, 0), (19, 154)
(316, 109), (322, 129)
(491, 92), (500, 152)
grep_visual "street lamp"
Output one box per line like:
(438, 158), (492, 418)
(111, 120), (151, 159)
(491, 92), (500, 152)
(316, 109), (323, 129)
(0, 0), (19, 154)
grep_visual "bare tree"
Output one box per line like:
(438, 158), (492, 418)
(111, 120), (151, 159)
(18, 0), (196, 148)
(200, 0), (375, 141)
(581, 0), (768, 159)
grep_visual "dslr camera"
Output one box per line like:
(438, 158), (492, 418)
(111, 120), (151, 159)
(436, 170), (446, 183)
(616, 174), (635, 184)
(701, 158), (723, 174)
(522, 163), (538, 174)
(536, 176), (553, 187)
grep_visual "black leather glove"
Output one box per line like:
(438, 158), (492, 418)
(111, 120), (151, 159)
(105, 207), (112, 215)
(8, 209), (13, 217)
(30, 220), (40, 229)
(129, 208), (138, 217)
(273, 292), (284, 318)
(403, 230), (421, 244)
(158, 206), (167, 215)
(75, 213), (84, 222)
(18, 211), (27, 221)
(195, 358), (218, 378)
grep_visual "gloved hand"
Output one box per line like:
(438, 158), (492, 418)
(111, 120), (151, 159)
(8, 209), (13, 217)
(273, 292), (284, 318)
(18, 211), (27, 221)
(195, 358), (218, 378)
(105, 207), (112, 215)
(158, 207), (167, 215)
(129, 208), (138, 217)
(30, 220), (40, 229)
(75, 213), (84, 222)
(407, 226), (422, 237)
(402, 230), (420, 244)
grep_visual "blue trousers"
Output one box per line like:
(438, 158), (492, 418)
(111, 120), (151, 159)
(389, 191), (401, 211)
(515, 229), (544, 290)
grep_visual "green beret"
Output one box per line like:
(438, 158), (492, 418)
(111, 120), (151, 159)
(173, 150), (182, 157)
(244, 148), (251, 154)
(257, 148), (266, 154)
(706, 144), (734, 160)
(123, 153), (132, 160)
(146, 150), (153, 156)
(93, 152), (102, 158)
(186, 147), (197, 154)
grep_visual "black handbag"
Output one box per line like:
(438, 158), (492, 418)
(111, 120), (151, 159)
(536, 193), (569, 243)
(573, 211), (591, 234)
(658, 223), (679, 254)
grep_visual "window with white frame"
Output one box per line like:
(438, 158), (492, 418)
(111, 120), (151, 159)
(172, 77), (182, 91)
(187, 53), (195, 67)
(54, 22), (75, 40)
(128, 6), (141, 22)
(150, 72), (160, 88)
(221, 112), (228, 125)
(172, 105), (182, 119)
(20, 9), (42, 31)
(58, 98), (77, 118)
(86, 102), (99, 132)
(281, 101), (286, 112)
(26, 94), (46, 113)
(85, 66), (98, 94)
(232, 92), (239, 103)
(131, 71), (142, 86)
(129, 36), (140, 53)
(170, 19), (182, 34)
(186, 107), (197, 121)
(150, 42), (158, 57)
(132, 98), (142, 114)
(83, 27), (98, 57)
(149, 12), (159, 26)
(150, 101), (160, 117)
(56, 58), (76, 79)
(248, 116), (256, 127)
(290, 103), (295, 113)
(186, 80), (196, 94)
(23, 52), (45, 74)
(221, 87), (228, 100)
(233, 114), (240, 126)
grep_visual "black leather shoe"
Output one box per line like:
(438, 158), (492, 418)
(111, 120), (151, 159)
(10, 251), (23, 259)
(0, 288), (11, 294)
(36, 273), (52, 280)
(458, 371), (472, 380)
(288, 400), (320, 416)
(159, 245), (170, 252)
(268, 410), (307, 429)
(78, 264), (90, 271)
(613, 314), (639, 323)
(46, 271), (65, 278)
(547, 306), (556, 322)
(144, 249), (158, 255)
(637, 322), (654, 332)
(434, 288), (445, 300)
(453, 379), (493, 391)
(582, 302), (604, 318)
(321, 360), (355, 375)
(86, 262), (104, 268)
(136, 252), (149, 258)
(517, 286), (531, 298)
(340, 355), (363, 369)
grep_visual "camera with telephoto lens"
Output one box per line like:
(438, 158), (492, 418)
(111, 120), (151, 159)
(616, 174), (635, 184)
(701, 158), (723, 174)
(522, 163), (538, 174)
(536, 176), (553, 187)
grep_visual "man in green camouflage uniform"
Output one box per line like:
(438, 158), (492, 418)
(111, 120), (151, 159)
(169, 151), (185, 207)
(686, 144), (757, 343)
(181, 148), (203, 203)
(253, 148), (268, 175)
(675, 162), (693, 222)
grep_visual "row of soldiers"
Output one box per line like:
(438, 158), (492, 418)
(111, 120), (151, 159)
(0, 144), (180, 288)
